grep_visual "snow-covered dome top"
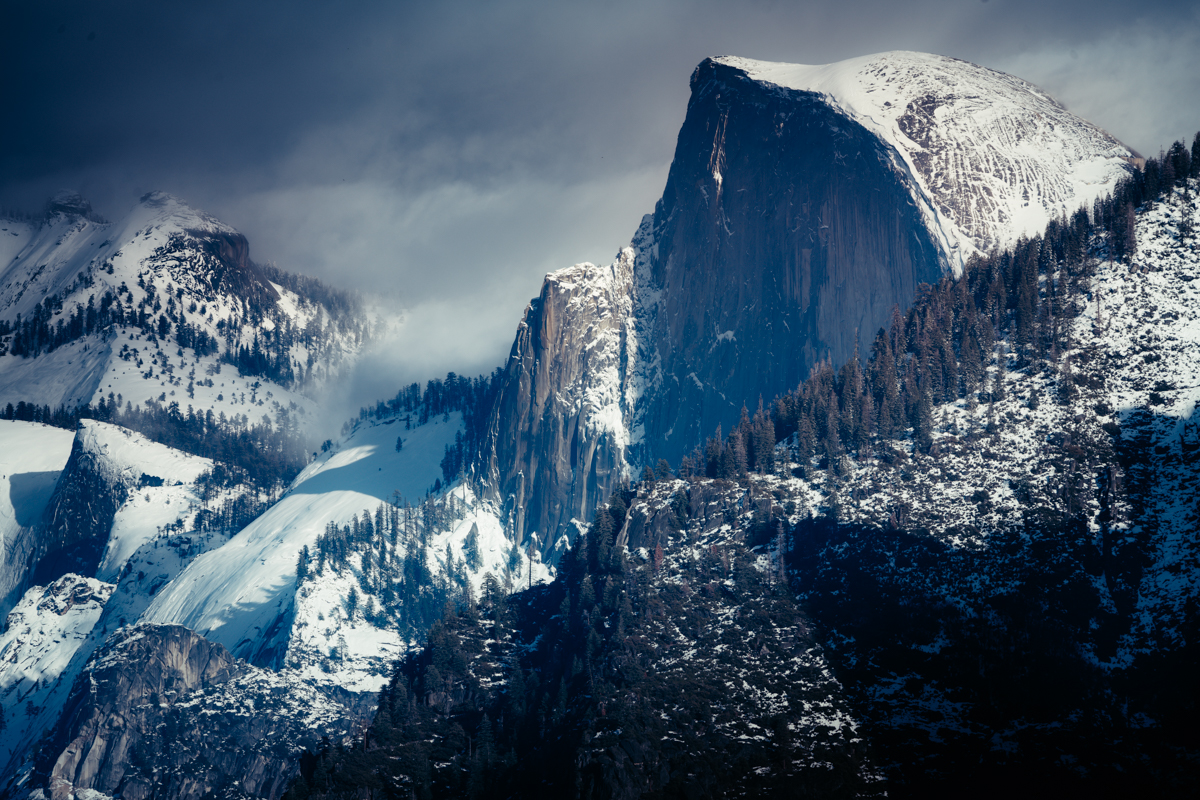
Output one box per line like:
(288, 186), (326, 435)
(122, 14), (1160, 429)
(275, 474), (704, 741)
(130, 190), (239, 236)
(713, 51), (1134, 266)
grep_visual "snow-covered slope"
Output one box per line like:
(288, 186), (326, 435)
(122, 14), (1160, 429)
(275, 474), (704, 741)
(72, 421), (216, 582)
(0, 575), (113, 775)
(0, 421), (75, 614)
(33, 420), (235, 588)
(714, 51), (1135, 268)
(0, 191), (364, 421)
(0, 220), (36, 276)
(1075, 188), (1200, 657)
(0, 422), (254, 779)
(141, 412), (550, 691)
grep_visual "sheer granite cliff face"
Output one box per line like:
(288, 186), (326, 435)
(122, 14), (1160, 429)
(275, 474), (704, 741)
(486, 59), (942, 554)
(485, 54), (1129, 556)
(638, 57), (944, 465)
(483, 249), (638, 553)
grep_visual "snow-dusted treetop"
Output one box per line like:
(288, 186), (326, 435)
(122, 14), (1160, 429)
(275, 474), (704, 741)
(714, 51), (1135, 269)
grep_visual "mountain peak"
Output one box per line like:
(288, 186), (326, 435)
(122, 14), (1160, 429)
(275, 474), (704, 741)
(703, 51), (1134, 263)
(137, 189), (181, 207)
(129, 190), (235, 236)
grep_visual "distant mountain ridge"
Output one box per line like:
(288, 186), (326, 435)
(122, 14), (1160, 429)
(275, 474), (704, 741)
(0, 190), (368, 418)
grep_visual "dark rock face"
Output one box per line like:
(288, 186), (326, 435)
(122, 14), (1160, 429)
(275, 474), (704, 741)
(186, 229), (281, 308)
(483, 252), (635, 553)
(44, 192), (95, 220)
(640, 58), (942, 465)
(133, 191), (280, 310)
(33, 428), (129, 586)
(485, 58), (943, 553)
(26, 625), (370, 800)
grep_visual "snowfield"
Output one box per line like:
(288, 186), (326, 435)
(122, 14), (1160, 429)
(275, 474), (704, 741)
(74, 421), (216, 582)
(141, 411), (550, 691)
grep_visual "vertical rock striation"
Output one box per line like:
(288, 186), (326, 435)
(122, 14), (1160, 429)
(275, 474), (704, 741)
(483, 52), (1135, 557)
(637, 57), (944, 465)
(483, 249), (637, 552)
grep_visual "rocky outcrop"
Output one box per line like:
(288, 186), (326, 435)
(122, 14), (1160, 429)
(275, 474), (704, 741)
(484, 53), (1136, 555)
(486, 56), (945, 553)
(44, 191), (104, 223)
(637, 57), (944, 465)
(26, 624), (371, 800)
(34, 425), (133, 586)
(483, 249), (638, 553)
(0, 575), (114, 781)
(131, 192), (280, 311)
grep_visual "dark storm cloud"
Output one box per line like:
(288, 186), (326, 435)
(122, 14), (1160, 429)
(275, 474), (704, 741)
(3, 0), (1198, 411)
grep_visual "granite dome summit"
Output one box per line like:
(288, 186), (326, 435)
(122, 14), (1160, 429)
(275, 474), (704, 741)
(484, 51), (1137, 553)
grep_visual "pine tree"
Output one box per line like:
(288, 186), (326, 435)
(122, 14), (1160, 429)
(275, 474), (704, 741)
(463, 523), (482, 571)
(729, 432), (748, 478)
(915, 386), (934, 453)
(824, 464), (841, 521)
(752, 401), (775, 472)
(1162, 150), (1177, 189)
(870, 329), (900, 438)
(296, 545), (309, 584)
(477, 712), (495, 767)
(704, 424), (723, 478)
(960, 326), (984, 396)
(587, 510), (614, 573)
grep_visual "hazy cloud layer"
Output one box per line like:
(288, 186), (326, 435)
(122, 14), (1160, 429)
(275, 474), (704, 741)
(3, 0), (1198, 408)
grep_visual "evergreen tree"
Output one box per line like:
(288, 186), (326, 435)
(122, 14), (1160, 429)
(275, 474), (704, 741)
(463, 524), (482, 571)
(296, 545), (310, 584)
(655, 458), (673, 480)
(960, 325), (984, 396)
(915, 386), (934, 453)
(751, 401), (776, 472)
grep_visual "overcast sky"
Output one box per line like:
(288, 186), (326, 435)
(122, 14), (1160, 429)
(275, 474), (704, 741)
(3, 0), (1198, 411)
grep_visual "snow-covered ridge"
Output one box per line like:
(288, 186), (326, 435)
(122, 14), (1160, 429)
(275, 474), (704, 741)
(142, 411), (550, 691)
(68, 421), (215, 582)
(0, 191), (366, 424)
(714, 51), (1134, 269)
